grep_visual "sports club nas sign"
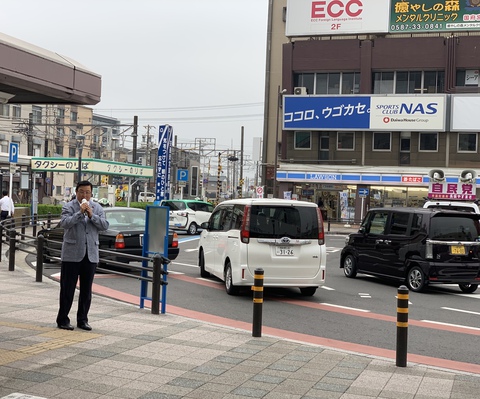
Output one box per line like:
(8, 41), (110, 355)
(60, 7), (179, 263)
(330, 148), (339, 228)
(283, 95), (446, 131)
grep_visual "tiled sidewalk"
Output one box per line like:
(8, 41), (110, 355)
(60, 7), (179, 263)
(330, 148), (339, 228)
(0, 256), (480, 398)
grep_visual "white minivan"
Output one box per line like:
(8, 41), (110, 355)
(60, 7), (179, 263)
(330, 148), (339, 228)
(198, 198), (326, 296)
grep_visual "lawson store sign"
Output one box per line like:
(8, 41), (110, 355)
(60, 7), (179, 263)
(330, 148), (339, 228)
(283, 95), (446, 131)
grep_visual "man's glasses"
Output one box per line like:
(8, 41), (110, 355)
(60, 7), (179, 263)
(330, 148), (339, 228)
(77, 190), (92, 195)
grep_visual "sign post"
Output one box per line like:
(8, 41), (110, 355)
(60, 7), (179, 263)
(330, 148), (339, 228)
(9, 142), (19, 202)
(358, 188), (369, 222)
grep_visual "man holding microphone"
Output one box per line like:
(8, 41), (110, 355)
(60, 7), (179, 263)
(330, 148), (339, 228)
(56, 181), (109, 331)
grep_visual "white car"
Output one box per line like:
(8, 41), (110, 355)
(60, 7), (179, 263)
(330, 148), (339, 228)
(138, 192), (156, 203)
(160, 199), (214, 235)
(198, 198), (326, 296)
(423, 200), (480, 214)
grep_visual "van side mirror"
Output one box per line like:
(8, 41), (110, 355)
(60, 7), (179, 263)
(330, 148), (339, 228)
(201, 222), (210, 230)
(359, 226), (366, 234)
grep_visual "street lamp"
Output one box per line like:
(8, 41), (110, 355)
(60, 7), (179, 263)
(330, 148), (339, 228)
(76, 134), (85, 183)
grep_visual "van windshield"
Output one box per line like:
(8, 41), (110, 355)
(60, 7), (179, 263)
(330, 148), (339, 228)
(249, 205), (319, 239)
(430, 215), (480, 241)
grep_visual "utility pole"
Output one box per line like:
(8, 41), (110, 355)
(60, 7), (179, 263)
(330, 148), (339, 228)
(131, 115), (138, 201)
(239, 126), (244, 198)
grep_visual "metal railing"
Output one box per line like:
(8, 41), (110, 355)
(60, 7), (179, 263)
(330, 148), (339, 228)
(1, 214), (169, 314)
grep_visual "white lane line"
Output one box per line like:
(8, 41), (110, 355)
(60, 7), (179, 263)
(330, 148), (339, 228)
(183, 248), (198, 252)
(320, 286), (335, 291)
(168, 270), (185, 275)
(421, 320), (480, 331)
(441, 307), (480, 316)
(359, 292), (371, 298)
(320, 302), (370, 313)
(171, 262), (198, 268)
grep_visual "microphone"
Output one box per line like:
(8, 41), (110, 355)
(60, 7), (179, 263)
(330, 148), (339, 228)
(81, 199), (87, 205)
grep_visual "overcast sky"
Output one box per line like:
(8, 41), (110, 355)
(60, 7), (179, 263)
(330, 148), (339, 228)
(0, 0), (269, 162)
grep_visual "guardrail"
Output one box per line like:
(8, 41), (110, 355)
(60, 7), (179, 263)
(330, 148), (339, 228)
(1, 214), (170, 315)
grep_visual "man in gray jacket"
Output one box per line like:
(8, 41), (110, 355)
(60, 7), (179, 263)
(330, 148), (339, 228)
(56, 181), (109, 331)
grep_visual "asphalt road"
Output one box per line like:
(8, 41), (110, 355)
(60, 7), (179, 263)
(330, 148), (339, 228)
(36, 234), (480, 367)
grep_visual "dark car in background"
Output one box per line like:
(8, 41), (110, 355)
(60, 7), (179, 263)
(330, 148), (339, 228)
(39, 207), (179, 267)
(340, 207), (480, 293)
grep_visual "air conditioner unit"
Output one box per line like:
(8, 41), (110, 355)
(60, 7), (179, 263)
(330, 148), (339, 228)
(294, 87), (307, 95)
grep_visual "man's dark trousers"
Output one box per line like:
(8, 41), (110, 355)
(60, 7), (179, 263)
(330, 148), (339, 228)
(56, 254), (97, 325)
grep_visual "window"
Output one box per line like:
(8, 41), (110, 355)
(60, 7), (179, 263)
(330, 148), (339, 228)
(373, 71), (444, 94)
(373, 132), (391, 151)
(458, 133), (477, 152)
(319, 132), (329, 160)
(419, 133), (438, 151)
(367, 212), (388, 235)
(337, 132), (354, 150)
(69, 147), (76, 157)
(0, 104), (9, 117)
(400, 132), (411, 152)
(55, 145), (64, 156)
(56, 127), (64, 138)
(70, 128), (77, 139)
(295, 72), (360, 94)
(294, 131), (311, 149)
(12, 105), (21, 119)
(373, 72), (394, 94)
(314, 72), (360, 94)
(57, 108), (65, 118)
(294, 73), (314, 94)
(70, 111), (78, 121)
(389, 212), (411, 235)
(32, 106), (42, 123)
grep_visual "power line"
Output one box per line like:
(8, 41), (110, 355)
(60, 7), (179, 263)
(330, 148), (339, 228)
(93, 102), (264, 113)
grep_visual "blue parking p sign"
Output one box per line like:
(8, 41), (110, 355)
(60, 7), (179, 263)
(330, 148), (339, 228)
(9, 142), (18, 163)
(177, 169), (188, 182)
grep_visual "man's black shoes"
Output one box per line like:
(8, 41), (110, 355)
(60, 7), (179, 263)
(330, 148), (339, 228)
(77, 322), (92, 331)
(57, 323), (74, 331)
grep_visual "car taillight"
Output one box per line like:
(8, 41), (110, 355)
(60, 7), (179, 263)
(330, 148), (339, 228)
(177, 211), (188, 217)
(317, 208), (325, 245)
(172, 232), (178, 248)
(240, 205), (251, 244)
(115, 233), (125, 249)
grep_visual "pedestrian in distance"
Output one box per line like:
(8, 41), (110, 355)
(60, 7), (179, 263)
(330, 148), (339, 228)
(0, 190), (14, 221)
(56, 180), (109, 331)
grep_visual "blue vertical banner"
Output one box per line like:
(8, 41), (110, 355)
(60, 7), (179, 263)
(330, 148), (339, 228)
(156, 124), (173, 201)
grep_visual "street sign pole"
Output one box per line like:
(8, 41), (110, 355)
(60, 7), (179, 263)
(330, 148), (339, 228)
(9, 142), (19, 203)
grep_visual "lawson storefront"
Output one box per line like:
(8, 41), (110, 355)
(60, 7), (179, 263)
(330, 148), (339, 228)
(276, 94), (480, 222)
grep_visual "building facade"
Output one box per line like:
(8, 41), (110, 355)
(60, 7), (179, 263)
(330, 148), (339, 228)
(262, 0), (480, 222)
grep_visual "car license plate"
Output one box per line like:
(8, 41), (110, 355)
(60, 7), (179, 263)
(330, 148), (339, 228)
(450, 245), (465, 255)
(276, 246), (294, 256)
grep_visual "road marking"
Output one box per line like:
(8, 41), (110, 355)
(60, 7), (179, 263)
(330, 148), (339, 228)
(184, 248), (198, 253)
(320, 303), (370, 313)
(326, 247), (341, 253)
(441, 307), (480, 316)
(171, 262), (198, 268)
(359, 292), (371, 298)
(421, 320), (480, 331)
(320, 286), (335, 291)
(168, 270), (185, 275)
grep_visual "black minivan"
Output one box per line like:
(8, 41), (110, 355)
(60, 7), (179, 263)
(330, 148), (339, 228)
(340, 207), (480, 293)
